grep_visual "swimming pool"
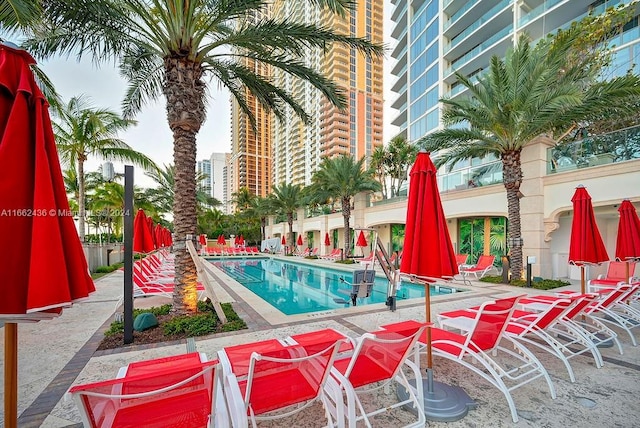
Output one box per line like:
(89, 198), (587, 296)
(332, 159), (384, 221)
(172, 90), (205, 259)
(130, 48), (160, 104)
(209, 257), (463, 315)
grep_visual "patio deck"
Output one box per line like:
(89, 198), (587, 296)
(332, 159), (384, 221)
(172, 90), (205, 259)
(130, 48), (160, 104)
(3, 256), (639, 427)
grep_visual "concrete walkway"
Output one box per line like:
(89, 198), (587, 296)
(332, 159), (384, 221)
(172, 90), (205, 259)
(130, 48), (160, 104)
(2, 256), (639, 427)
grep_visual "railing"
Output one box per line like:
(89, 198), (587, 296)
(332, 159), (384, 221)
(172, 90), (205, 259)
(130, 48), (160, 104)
(445, 0), (510, 53)
(437, 159), (504, 192)
(445, 25), (512, 75)
(547, 125), (640, 174)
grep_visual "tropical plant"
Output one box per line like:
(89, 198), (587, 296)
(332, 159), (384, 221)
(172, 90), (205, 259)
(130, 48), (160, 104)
(270, 183), (303, 250)
(231, 187), (255, 213)
(144, 164), (220, 218)
(418, 23), (640, 280)
(52, 95), (156, 241)
(25, 0), (383, 314)
(248, 195), (274, 242)
(370, 146), (389, 198)
(386, 136), (418, 197)
(309, 155), (380, 256)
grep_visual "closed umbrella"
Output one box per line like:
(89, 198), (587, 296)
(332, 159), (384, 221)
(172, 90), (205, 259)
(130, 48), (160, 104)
(324, 232), (331, 247)
(399, 151), (470, 420)
(297, 234), (303, 247)
(199, 234), (207, 246)
(356, 230), (368, 256)
(239, 234), (245, 246)
(281, 235), (286, 245)
(146, 216), (156, 249)
(569, 185), (609, 294)
(133, 209), (154, 254)
(217, 234), (226, 246)
(0, 44), (95, 427)
(615, 199), (640, 280)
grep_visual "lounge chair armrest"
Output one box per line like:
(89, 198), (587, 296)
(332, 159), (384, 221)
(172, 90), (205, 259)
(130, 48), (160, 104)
(222, 373), (248, 428)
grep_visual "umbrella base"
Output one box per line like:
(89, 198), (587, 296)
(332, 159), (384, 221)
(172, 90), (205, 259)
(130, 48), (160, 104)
(398, 371), (476, 422)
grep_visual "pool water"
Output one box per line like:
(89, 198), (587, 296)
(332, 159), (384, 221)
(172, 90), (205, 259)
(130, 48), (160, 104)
(209, 257), (462, 315)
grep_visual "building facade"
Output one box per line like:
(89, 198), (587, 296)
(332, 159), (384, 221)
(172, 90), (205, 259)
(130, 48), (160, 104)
(209, 152), (227, 209)
(266, 0), (640, 282)
(229, 6), (273, 199)
(269, 0), (385, 187)
(196, 159), (212, 197)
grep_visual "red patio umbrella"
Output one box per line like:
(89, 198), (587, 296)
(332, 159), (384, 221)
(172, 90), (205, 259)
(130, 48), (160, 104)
(356, 230), (368, 255)
(154, 224), (163, 248)
(239, 234), (245, 246)
(297, 234), (303, 246)
(133, 209), (155, 254)
(146, 216), (156, 249)
(281, 235), (286, 245)
(0, 44), (95, 427)
(569, 185), (609, 294)
(199, 234), (207, 246)
(399, 151), (466, 419)
(615, 199), (640, 280)
(324, 232), (331, 247)
(217, 234), (226, 245)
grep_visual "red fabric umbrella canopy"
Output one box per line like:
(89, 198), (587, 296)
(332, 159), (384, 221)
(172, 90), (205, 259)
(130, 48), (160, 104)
(199, 234), (207, 246)
(0, 44), (95, 426)
(217, 234), (225, 245)
(569, 185), (609, 294)
(324, 232), (331, 247)
(399, 151), (458, 372)
(154, 224), (163, 248)
(297, 234), (303, 246)
(133, 209), (154, 253)
(615, 199), (640, 261)
(0, 44), (95, 316)
(146, 217), (156, 249)
(234, 235), (240, 246)
(569, 186), (609, 266)
(239, 234), (245, 246)
(400, 152), (458, 282)
(281, 235), (286, 245)
(356, 231), (368, 247)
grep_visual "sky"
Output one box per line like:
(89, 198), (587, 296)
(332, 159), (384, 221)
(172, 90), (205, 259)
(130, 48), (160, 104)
(34, 1), (397, 189)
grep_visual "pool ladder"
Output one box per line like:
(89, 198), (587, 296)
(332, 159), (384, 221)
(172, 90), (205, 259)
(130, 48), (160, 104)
(374, 237), (399, 312)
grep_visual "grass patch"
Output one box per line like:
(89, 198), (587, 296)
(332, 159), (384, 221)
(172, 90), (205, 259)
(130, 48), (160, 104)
(479, 275), (571, 290)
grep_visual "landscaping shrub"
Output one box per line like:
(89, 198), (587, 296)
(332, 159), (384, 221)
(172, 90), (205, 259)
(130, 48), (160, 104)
(479, 275), (571, 290)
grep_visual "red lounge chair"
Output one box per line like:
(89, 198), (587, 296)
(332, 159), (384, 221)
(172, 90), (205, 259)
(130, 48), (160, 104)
(218, 340), (342, 427)
(381, 295), (551, 423)
(67, 353), (229, 428)
(588, 260), (638, 292)
(322, 325), (428, 427)
(460, 254), (497, 280)
(438, 295), (597, 382)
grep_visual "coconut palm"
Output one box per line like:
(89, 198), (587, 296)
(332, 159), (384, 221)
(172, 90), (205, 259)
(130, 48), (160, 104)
(52, 95), (156, 241)
(248, 195), (274, 242)
(370, 146), (389, 199)
(386, 136), (417, 197)
(309, 155), (380, 256)
(270, 183), (303, 250)
(418, 30), (640, 280)
(26, 0), (382, 314)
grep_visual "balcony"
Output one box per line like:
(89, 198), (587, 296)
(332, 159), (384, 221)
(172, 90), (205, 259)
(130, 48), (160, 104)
(437, 159), (503, 192)
(547, 125), (640, 174)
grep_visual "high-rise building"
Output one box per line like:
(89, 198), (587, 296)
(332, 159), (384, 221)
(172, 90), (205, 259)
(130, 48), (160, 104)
(209, 152), (227, 209)
(230, 6), (273, 199)
(196, 159), (212, 197)
(390, 0), (639, 142)
(271, 0), (384, 187)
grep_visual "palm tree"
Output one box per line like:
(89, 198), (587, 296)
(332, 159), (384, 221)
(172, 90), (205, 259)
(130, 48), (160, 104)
(370, 146), (389, 199)
(270, 183), (303, 250)
(418, 29), (640, 280)
(309, 155), (380, 256)
(52, 95), (156, 241)
(26, 0), (383, 314)
(145, 164), (220, 216)
(248, 195), (274, 242)
(232, 187), (255, 213)
(386, 136), (417, 197)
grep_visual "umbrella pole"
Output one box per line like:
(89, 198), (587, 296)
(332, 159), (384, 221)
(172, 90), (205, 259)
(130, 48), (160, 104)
(580, 265), (586, 295)
(5, 322), (18, 428)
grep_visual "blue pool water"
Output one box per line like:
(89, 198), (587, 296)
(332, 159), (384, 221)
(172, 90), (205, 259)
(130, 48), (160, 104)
(209, 257), (463, 315)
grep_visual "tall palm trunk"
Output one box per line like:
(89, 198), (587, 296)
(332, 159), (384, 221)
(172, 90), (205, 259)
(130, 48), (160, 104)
(287, 213), (294, 253)
(77, 156), (86, 242)
(164, 58), (206, 314)
(503, 150), (524, 280)
(342, 196), (351, 257)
